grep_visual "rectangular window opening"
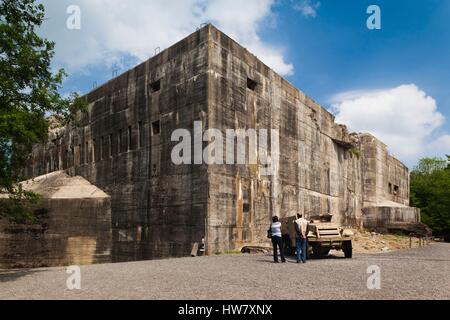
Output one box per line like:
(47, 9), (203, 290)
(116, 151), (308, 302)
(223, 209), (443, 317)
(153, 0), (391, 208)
(101, 136), (104, 160)
(128, 126), (132, 151)
(138, 121), (143, 148)
(152, 120), (161, 136)
(247, 77), (257, 91)
(85, 141), (88, 164)
(150, 80), (161, 93)
(118, 130), (122, 154)
(109, 134), (113, 157)
(393, 185), (399, 195)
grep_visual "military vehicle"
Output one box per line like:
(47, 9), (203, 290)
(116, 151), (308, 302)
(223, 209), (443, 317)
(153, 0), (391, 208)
(280, 214), (353, 258)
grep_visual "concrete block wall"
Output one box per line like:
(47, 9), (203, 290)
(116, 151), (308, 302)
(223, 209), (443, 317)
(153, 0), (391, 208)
(358, 133), (410, 206)
(25, 27), (211, 261)
(206, 26), (364, 253)
(362, 206), (421, 233)
(0, 197), (111, 269)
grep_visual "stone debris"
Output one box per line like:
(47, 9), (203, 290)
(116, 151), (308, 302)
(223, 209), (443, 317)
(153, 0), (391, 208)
(241, 246), (272, 254)
(352, 229), (432, 254)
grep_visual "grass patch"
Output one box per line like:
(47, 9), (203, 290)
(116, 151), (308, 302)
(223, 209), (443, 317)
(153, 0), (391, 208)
(348, 147), (361, 158)
(215, 250), (241, 255)
(224, 250), (241, 255)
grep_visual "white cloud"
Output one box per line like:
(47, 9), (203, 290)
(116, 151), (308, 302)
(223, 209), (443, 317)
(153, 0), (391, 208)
(293, 0), (321, 18)
(330, 84), (447, 166)
(428, 135), (450, 156)
(38, 0), (293, 76)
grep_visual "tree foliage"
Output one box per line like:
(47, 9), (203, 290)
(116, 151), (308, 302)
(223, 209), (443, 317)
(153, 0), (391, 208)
(0, 0), (86, 220)
(410, 156), (450, 236)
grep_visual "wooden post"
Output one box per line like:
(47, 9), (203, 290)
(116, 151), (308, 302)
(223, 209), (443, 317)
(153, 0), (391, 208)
(191, 242), (199, 257)
(409, 236), (412, 248)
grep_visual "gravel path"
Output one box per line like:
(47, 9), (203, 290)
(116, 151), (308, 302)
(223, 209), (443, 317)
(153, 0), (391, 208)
(1, 243), (449, 300)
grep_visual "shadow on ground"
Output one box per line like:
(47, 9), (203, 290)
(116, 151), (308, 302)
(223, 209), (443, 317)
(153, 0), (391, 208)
(0, 269), (47, 283)
(255, 252), (347, 263)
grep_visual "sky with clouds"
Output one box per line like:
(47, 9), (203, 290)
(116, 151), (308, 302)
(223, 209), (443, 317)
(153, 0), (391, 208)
(37, 0), (450, 168)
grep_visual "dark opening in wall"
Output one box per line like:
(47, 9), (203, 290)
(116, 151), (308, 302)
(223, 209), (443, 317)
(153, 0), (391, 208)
(118, 130), (122, 153)
(247, 77), (257, 91)
(128, 126), (132, 151)
(100, 136), (104, 160)
(393, 185), (399, 195)
(388, 183), (392, 194)
(152, 120), (161, 136)
(138, 121), (143, 148)
(243, 189), (250, 213)
(85, 141), (89, 164)
(150, 80), (161, 93)
(109, 134), (112, 157)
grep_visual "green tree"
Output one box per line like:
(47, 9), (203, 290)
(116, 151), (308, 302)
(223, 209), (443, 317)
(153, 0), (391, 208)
(410, 157), (450, 236)
(0, 0), (85, 219)
(413, 157), (447, 174)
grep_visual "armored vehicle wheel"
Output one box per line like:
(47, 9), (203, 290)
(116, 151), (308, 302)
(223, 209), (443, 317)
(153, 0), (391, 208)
(343, 241), (352, 258)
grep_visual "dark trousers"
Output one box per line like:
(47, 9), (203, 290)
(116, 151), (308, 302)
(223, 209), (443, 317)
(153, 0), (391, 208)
(296, 237), (308, 262)
(271, 236), (285, 262)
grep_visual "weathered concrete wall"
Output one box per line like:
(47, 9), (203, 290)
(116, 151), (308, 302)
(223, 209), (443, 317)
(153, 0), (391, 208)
(26, 27), (211, 261)
(362, 206), (419, 225)
(358, 133), (410, 207)
(23, 24), (416, 259)
(0, 172), (111, 269)
(206, 26), (364, 253)
(0, 199), (111, 269)
(361, 206), (425, 234)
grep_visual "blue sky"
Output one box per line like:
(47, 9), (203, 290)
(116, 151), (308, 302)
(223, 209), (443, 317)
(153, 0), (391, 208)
(39, 0), (450, 168)
(270, 0), (449, 109)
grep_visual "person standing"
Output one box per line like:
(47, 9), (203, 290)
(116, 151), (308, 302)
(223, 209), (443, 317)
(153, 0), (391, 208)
(295, 213), (308, 263)
(270, 216), (286, 263)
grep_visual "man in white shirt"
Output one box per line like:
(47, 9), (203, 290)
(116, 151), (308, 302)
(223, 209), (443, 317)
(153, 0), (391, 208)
(295, 213), (308, 263)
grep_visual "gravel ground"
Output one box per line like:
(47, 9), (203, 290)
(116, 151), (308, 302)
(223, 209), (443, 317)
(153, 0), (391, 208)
(0, 243), (449, 300)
